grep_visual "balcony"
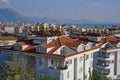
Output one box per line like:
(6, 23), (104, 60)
(102, 72), (110, 76)
(97, 68), (110, 76)
(48, 65), (68, 77)
(48, 65), (68, 70)
(96, 63), (110, 69)
(97, 55), (110, 60)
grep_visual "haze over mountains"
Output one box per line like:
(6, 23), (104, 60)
(0, 8), (35, 23)
(0, 8), (94, 24)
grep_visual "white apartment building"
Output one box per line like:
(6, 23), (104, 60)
(31, 36), (58, 45)
(0, 36), (120, 80)
(3, 26), (15, 33)
(94, 36), (120, 79)
(35, 36), (96, 80)
(0, 36), (17, 46)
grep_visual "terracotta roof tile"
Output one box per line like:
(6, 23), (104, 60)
(18, 42), (28, 46)
(0, 36), (17, 41)
(42, 36), (89, 55)
(23, 45), (36, 52)
(65, 44), (102, 58)
(17, 40), (33, 46)
(99, 36), (120, 44)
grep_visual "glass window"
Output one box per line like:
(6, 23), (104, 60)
(51, 60), (53, 65)
(39, 58), (43, 65)
(79, 56), (83, 62)
(67, 71), (70, 79)
(90, 61), (93, 67)
(85, 54), (89, 60)
(91, 53), (93, 58)
(79, 67), (83, 73)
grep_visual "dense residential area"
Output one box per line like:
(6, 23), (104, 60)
(0, 22), (120, 80)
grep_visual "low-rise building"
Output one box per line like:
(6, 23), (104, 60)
(0, 36), (17, 46)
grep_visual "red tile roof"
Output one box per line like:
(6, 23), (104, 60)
(17, 40), (33, 46)
(99, 36), (120, 44)
(65, 46), (100, 58)
(65, 43), (104, 58)
(0, 36), (17, 41)
(42, 36), (89, 55)
(43, 36), (88, 48)
(23, 45), (36, 52)
(1, 36), (119, 58)
(18, 42), (28, 46)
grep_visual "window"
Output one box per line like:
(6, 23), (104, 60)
(56, 61), (61, 66)
(36, 48), (39, 52)
(65, 60), (72, 65)
(79, 56), (83, 62)
(51, 60), (54, 65)
(39, 58), (43, 65)
(85, 43), (92, 49)
(39, 47), (43, 52)
(77, 45), (84, 51)
(85, 54), (89, 61)
(67, 71), (70, 79)
(90, 61), (93, 67)
(117, 42), (120, 47)
(38, 47), (46, 53)
(85, 75), (87, 79)
(79, 67), (83, 73)
(91, 53), (93, 58)
(61, 47), (65, 55)
(60, 74), (63, 80)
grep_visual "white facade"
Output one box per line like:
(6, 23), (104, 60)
(34, 51), (94, 80)
(34, 43), (96, 80)
(4, 26), (15, 33)
(32, 36), (58, 44)
(0, 40), (16, 46)
(95, 42), (120, 79)
(1, 36), (120, 80)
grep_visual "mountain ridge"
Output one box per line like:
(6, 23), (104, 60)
(0, 8), (94, 24)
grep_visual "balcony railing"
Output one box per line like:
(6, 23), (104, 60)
(97, 55), (110, 58)
(48, 65), (68, 70)
(102, 72), (110, 75)
(97, 55), (110, 61)
(96, 63), (109, 67)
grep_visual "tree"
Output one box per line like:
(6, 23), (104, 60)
(38, 76), (59, 80)
(91, 70), (109, 80)
(0, 65), (22, 80)
(1, 32), (13, 36)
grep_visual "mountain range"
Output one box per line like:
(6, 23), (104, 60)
(0, 8), (94, 24)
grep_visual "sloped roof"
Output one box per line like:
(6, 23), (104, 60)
(43, 36), (88, 48)
(1, 36), (120, 58)
(42, 36), (88, 55)
(0, 36), (17, 41)
(17, 40), (33, 46)
(99, 36), (120, 44)
(23, 45), (36, 52)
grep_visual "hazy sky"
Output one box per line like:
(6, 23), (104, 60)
(0, 0), (120, 23)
